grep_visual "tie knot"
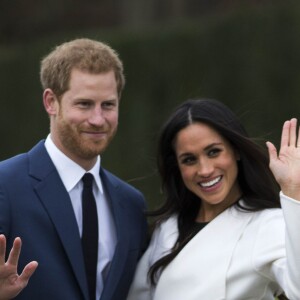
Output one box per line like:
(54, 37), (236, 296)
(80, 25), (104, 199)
(82, 173), (94, 188)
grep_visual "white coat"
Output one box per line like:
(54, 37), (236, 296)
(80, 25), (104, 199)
(127, 193), (300, 300)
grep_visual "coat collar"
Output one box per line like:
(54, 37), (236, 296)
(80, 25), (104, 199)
(28, 141), (134, 300)
(99, 169), (131, 300)
(154, 205), (254, 300)
(28, 141), (90, 300)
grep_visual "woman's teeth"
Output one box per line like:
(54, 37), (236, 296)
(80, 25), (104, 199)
(200, 176), (221, 188)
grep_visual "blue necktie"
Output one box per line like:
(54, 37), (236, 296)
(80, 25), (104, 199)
(81, 173), (98, 300)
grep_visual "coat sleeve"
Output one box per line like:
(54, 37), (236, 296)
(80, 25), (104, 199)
(278, 193), (300, 299)
(126, 230), (158, 300)
(126, 246), (153, 300)
(127, 216), (178, 300)
(253, 193), (300, 300)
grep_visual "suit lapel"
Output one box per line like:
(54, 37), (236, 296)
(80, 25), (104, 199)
(100, 169), (130, 300)
(155, 205), (254, 300)
(28, 141), (89, 300)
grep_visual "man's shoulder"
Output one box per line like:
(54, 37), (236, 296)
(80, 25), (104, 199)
(101, 168), (142, 194)
(0, 140), (46, 174)
(0, 152), (27, 170)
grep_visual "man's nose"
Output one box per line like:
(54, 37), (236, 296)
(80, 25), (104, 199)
(88, 108), (105, 126)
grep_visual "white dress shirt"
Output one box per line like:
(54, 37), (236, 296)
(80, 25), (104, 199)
(45, 135), (117, 300)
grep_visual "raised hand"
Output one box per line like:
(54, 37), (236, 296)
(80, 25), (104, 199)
(0, 235), (38, 300)
(266, 118), (300, 200)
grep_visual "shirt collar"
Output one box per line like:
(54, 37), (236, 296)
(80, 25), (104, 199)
(44, 134), (103, 194)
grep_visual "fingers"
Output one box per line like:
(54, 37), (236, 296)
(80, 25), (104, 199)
(298, 125), (300, 148)
(266, 141), (277, 163)
(7, 237), (22, 266)
(280, 120), (291, 149)
(289, 118), (297, 147)
(0, 234), (6, 265)
(279, 118), (298, 150)
(19, 261), (38, 285)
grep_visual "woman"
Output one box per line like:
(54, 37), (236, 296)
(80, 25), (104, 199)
(127, 99), (300, 299)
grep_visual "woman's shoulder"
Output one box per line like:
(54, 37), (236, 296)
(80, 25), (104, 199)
(234, 200), (283, 221)
(230, 203), (284, 238)
(147, 215), (179, 266)
(253, 207), (283, 219)
(153, 214), (178, 239)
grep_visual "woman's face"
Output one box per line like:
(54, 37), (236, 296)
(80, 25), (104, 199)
(174, 122), (241, 221)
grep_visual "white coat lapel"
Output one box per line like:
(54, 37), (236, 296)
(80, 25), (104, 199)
(154, 205), (254, 300)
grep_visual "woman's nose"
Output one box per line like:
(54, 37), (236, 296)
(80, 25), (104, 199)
(197, 160), (213, 177)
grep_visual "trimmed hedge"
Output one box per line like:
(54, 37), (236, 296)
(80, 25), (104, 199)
(1, 1), (300, 207)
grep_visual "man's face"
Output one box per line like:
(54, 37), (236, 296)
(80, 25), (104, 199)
(49, 68), (119, 169)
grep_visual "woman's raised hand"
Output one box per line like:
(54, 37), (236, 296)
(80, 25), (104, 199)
(267, 118), (300, 200)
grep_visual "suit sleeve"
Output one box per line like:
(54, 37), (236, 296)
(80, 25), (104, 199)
(0, 182), (10, 236)
(127, 216), (178, 300)
(126, 231), (158, 300)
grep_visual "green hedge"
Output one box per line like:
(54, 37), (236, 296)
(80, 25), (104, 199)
(1, 1), (300, 208)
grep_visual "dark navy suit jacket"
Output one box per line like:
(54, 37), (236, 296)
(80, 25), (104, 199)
(0, 141), (148, 300)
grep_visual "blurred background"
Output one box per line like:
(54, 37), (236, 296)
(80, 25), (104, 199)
(0, 0), (300, 209)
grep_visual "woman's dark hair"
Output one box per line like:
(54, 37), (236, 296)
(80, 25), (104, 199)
(149, 98), (280, 284)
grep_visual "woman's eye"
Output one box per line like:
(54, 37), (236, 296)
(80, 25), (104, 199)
(181, 156), (196, 165)
(208, 148), (221, 157)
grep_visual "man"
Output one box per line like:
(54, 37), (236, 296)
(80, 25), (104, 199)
(0, 38), (148, 300)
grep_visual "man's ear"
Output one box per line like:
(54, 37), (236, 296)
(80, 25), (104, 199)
(43, 89), (59, 116)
